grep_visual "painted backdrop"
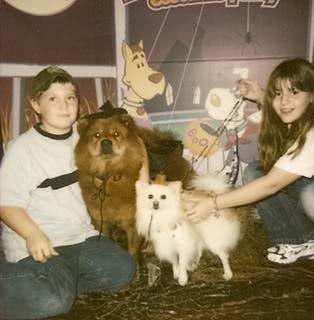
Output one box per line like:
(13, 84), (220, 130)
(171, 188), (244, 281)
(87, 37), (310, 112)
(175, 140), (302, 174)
(0, 0), (312, 182)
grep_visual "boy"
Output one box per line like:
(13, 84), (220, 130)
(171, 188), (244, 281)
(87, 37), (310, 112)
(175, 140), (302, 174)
(0, 66), (136, 319)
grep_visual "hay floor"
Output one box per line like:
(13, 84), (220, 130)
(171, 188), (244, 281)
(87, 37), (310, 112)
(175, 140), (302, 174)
(47, 208), (314, 320)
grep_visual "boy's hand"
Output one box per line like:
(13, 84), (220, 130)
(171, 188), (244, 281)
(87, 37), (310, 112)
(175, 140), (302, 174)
(26, 230), (59, 263)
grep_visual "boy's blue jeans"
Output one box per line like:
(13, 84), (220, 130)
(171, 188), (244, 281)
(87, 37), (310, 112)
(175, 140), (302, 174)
(243, 161), (314, 245)
(0, 235), (136, 320)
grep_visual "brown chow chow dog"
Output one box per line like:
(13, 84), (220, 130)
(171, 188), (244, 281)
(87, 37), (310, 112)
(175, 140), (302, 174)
(75, 105), (193, 259)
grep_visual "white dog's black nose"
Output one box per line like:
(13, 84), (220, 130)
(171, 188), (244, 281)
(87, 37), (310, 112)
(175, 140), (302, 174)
(101, 139), (113, 154)
(153, 201), (159, 210)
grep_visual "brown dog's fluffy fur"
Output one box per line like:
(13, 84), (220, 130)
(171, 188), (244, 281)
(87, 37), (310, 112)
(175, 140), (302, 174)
(75, 112), (193, 258)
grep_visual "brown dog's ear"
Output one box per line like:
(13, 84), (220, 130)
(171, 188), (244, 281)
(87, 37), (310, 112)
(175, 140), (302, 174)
(119, 114), (136, 129)
(77, 117), (90, 136)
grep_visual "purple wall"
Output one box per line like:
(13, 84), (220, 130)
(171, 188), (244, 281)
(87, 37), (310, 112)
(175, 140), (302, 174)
(127, 0), (309, 61)
(0, 0), (116, 65)
(126, 0), (310, 113)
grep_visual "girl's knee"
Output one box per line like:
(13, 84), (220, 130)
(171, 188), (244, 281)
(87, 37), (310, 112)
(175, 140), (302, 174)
(301, 182), (314, 220)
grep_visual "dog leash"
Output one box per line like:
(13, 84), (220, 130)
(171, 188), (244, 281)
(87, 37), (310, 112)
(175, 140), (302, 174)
(91, 172), (111, 238)
(145, 212), (156, 246)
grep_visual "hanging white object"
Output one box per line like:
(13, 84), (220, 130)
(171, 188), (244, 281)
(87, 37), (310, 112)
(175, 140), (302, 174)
(233, 68), (249, 80)
(4, 0), (77, 16)
(165, 83), (174, 106)
(232, 67), (249, 96)
(193, 86), (201, 105)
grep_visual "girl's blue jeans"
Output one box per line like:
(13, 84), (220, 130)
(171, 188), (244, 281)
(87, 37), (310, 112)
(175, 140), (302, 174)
(243, 161), (314, 245)
(0, 235), (136, 320)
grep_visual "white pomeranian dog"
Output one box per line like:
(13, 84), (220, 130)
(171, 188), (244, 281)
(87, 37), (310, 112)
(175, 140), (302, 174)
(184, 174), (241, 281)
(135, 173), (241, 285)
(135, 179), (203, 286)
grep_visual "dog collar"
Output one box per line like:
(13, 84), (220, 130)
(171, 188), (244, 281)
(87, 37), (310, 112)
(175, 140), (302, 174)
(123, 98), (144, 108)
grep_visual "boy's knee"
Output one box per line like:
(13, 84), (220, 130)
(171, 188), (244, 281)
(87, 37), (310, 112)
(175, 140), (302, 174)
(112, 253), (137, 291)
(42, 291), (75, 317)
(0, 283), (75, 319)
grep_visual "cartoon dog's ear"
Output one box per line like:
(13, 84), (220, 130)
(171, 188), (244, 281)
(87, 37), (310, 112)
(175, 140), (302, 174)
(122, 40), (132, 61)
(122, 74), (131, 87)
(77, 117), (90, 136)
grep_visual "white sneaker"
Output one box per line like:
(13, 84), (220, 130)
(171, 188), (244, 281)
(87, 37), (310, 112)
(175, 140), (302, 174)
(267, 240), (314, 264)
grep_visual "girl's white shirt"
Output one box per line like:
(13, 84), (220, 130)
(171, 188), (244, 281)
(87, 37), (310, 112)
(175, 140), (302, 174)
(274, 128), (314, 178)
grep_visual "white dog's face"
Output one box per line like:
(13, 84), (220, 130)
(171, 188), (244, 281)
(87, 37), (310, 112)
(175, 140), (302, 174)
(136, 181), (182, 213)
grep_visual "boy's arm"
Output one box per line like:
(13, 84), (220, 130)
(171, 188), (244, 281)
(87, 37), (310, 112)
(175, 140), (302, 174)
(0, 206), (58, 262)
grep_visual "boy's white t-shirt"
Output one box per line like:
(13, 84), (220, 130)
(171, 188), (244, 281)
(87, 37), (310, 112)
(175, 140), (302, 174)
(0, 125), (98, 263)
(274, 128), (314, 178)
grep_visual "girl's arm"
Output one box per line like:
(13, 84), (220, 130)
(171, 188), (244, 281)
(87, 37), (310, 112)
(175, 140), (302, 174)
(186, 167), (300, 223)
(236, 79), (265, 106)
(0, 206), (58, 262)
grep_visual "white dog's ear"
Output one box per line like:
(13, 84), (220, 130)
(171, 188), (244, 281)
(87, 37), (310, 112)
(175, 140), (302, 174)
(168, 181), (182, 194)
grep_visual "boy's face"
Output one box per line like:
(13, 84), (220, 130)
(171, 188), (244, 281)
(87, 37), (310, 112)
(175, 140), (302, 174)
(31, 82), (79, 134)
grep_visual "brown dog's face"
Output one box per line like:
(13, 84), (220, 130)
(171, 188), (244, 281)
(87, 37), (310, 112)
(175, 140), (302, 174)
(77, 114), (137, 160)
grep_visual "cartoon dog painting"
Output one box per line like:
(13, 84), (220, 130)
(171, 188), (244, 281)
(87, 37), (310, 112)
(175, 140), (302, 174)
(121, 40), (166, 128)
(204, 87), (261, 175)
(184, 87), (261, 182)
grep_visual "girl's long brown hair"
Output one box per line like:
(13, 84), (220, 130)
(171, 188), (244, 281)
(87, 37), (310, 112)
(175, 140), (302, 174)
(259, 58), (314, 172)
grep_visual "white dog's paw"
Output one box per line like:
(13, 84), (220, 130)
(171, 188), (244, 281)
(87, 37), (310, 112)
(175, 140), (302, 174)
(178, 272), (188, 286)
(223, 270), (233, 281)
(172, 264), (179, 279)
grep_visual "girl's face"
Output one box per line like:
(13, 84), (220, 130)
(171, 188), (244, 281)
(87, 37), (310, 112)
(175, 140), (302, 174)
(31, 82), (79, 134)
(272, 79), (312, 124)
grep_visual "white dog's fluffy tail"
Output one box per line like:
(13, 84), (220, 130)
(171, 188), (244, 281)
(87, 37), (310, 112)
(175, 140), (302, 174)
(189, 173), (230, 194)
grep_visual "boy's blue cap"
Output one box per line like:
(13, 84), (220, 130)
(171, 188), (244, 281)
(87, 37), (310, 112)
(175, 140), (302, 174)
(30, 65), (74, 99)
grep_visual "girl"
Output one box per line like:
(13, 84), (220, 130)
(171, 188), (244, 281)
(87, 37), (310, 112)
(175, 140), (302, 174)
(186, 58), (314, 264)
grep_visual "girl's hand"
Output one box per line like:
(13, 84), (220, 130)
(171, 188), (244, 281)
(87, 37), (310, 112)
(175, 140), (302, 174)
(182, 193), (215, 223)
(236, 79), (265, 105)
(26, 230), (59, 263)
